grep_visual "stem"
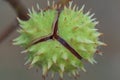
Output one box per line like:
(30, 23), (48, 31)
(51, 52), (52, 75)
(0, 0), (72, 43)
(5, 0), (29, 20)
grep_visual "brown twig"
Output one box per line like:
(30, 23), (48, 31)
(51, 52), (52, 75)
(0, 0), (72, 43)
(0, 0), (29, 43)
(5, 0), (29, 20)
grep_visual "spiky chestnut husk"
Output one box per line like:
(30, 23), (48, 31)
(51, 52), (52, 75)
(13, 1), (105, 79)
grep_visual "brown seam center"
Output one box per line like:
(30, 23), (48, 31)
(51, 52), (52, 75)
(30, 9), (82, 60)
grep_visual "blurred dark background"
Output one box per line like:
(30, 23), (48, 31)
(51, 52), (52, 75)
(0, 0), (120, 80)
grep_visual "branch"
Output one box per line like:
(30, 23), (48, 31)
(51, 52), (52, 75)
(5, 0), (29, 20)
(0, 0), (72, 43)
(0, 0), (29, 43)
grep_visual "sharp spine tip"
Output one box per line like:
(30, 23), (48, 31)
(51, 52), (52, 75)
(64, 6), (67, 10)
(91, 18), (97, 22)
(51, 72), (55, 80)
(60, 64), (65, 72)
(80, 4), (85, 11)
(103, 43), (107, 46)
(73, 5), (77, 11)
(48, 61), (52, 69)
(94, 21), (99, 24)
(89, 13), (95, 18)
(52, 56), (57, 63)
(62, 53), (68, 60)
(21, 50), (28, 54)
(16, 17), (20, 20)
(59, 72), (64, 79)
(81, 67), (86, 72)
(99, 33), (104, 36)
(47, 0), (50, 6)
(76, 7), (79, 11)
(24, 60), (30, 65)
(28, 65), (33, 69)
(85, 11), (90, 16)
(42, 66), (48, 77)
(72, 71), (76, 76)
(98, 51), (103, 56)
(36, 3), (40, 10)
(58, 4), (61, 8)
(28, 9), (32, 14)
(54, 4), (57, 9)
(69, 1), (73, 9)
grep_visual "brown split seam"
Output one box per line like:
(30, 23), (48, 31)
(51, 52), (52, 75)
(31, 9), (82, 60)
